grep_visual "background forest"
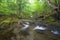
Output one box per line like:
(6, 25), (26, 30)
(0, 0), (60, 40)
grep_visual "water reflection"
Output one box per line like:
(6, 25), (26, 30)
(33, 25), (47, 31)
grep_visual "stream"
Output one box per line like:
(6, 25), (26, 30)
(0, 20), (60, 40)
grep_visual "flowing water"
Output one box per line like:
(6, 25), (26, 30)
(0, 19), (60, 40)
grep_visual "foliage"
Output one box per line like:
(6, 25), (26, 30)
(0, 0), (17, 15)
(0, 0), (60, 20)
(0, 0), (51, 17)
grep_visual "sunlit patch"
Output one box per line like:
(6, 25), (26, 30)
(51, 30), (60, 35)
(39, 0), (43, 2)
(33, 25), (47, 30)
(30, 16), (33, 18)
(28, 0), (34, 4)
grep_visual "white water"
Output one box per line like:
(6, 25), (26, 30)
(33, 25), (47, 30)
(21, 22), (30, 30)
(51, 30), (60, 35)
(21, 24), (29, 30)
